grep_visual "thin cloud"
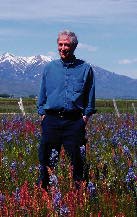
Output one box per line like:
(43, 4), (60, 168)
(0, 0), (137, 23)
(77, 43), (97, 52)
(118, 58), (137, 65)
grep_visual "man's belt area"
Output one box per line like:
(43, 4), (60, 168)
(45, 109), (82, 120)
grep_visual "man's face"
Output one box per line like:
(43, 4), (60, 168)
(58, 35), (75, 61)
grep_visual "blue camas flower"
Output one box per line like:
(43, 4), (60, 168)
(60, 204), (70, 216)
(87, 181), (96, 198)
(50, 149), (58, 167)
(10, 161), (17, 170)
(123, 145), (131, 157)
(126, 167), (136, 183)
(14, 187), (20, 202)
(126, 167), (136, 190)
(53, 191), (62, 208)
(80, 145), (86, 158)
(49, 174), (58, 186)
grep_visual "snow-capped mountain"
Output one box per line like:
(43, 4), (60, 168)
(0, 53), (52, 96)
(0, 53), (137, 98)
(0, 52), (51, 77)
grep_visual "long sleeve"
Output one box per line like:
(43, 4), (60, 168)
(37, 72), (47, 116)
(83, 67), (96, 117)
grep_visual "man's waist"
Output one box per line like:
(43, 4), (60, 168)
(45, 109), (82, 119)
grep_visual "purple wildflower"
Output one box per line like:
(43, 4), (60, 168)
(53, 191), (62, 208)
(49, 174), (58, 186)
(0, 142), (4, 151)
(50, 149), (58, 167)
(126, 167), (136, 183)
(123, 145), (131, 157)
(80, 145), (86, 158)
(0, 193), (5, 204)
(14, 187), (20, 202)
(113, 154), (120, 164)
(126, 167), (136, 190)
(87, 181), (96, 198)
(10, 161), (17, 170)
(5, 134), (13, 143)
(26, 146), (31, 154)
(60, 204), (70, 216)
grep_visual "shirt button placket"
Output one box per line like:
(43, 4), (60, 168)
(64, 66), (69, 110)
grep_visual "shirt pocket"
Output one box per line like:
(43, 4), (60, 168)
(73, 82), (83, 93)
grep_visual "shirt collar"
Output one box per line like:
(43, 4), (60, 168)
(60, 55), (76, 67)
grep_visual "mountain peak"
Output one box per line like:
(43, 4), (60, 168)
(0, 53), (137, 98)
(2, 52), (14, 57)
(0, 52), (15, 60)
(0, 53), (18, 65)
(0, 53), (52, 66)
(36, 54), (52, 62)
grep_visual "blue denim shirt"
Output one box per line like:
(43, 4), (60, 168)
(37, 58), (96, 117)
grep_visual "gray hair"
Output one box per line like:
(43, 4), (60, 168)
(57, 30), (78, 49)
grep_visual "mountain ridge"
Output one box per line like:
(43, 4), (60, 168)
(0, 53), (137, 99)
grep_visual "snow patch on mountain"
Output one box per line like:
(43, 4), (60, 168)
(0, 53), (137, 98)
(0, 52), (52, 64)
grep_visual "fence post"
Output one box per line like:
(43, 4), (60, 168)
(113, 98), (120, 117)
(18, 97), (25, 116)
(132, 102), (136, 116)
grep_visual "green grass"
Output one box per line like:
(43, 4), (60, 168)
(0, 98), (136, 114)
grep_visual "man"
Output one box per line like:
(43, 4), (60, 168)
(37, 30), (96, 190)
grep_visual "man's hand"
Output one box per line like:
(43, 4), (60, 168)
(41, 115), (46, 121)
(83, 115), (89, 125)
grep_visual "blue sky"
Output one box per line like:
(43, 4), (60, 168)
(0, 0), (137, 78)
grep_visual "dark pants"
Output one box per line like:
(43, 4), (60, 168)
(38, 114), (87, 189)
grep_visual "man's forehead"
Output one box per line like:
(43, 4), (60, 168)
(58, 35), (71, 42)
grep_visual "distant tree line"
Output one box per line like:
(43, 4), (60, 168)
(0, 93), (37, 99)
(0, 94), (13, 98)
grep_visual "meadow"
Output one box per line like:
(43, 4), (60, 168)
(0, 98), (137, 216)
(0, 98), (137, 114)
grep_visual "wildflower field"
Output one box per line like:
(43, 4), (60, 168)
(0, 100), (137, 216)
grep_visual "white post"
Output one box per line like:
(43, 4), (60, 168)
(113, 98), (120, 117)
(132, 102), (136, 115)
(18, 97), (25, 116)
